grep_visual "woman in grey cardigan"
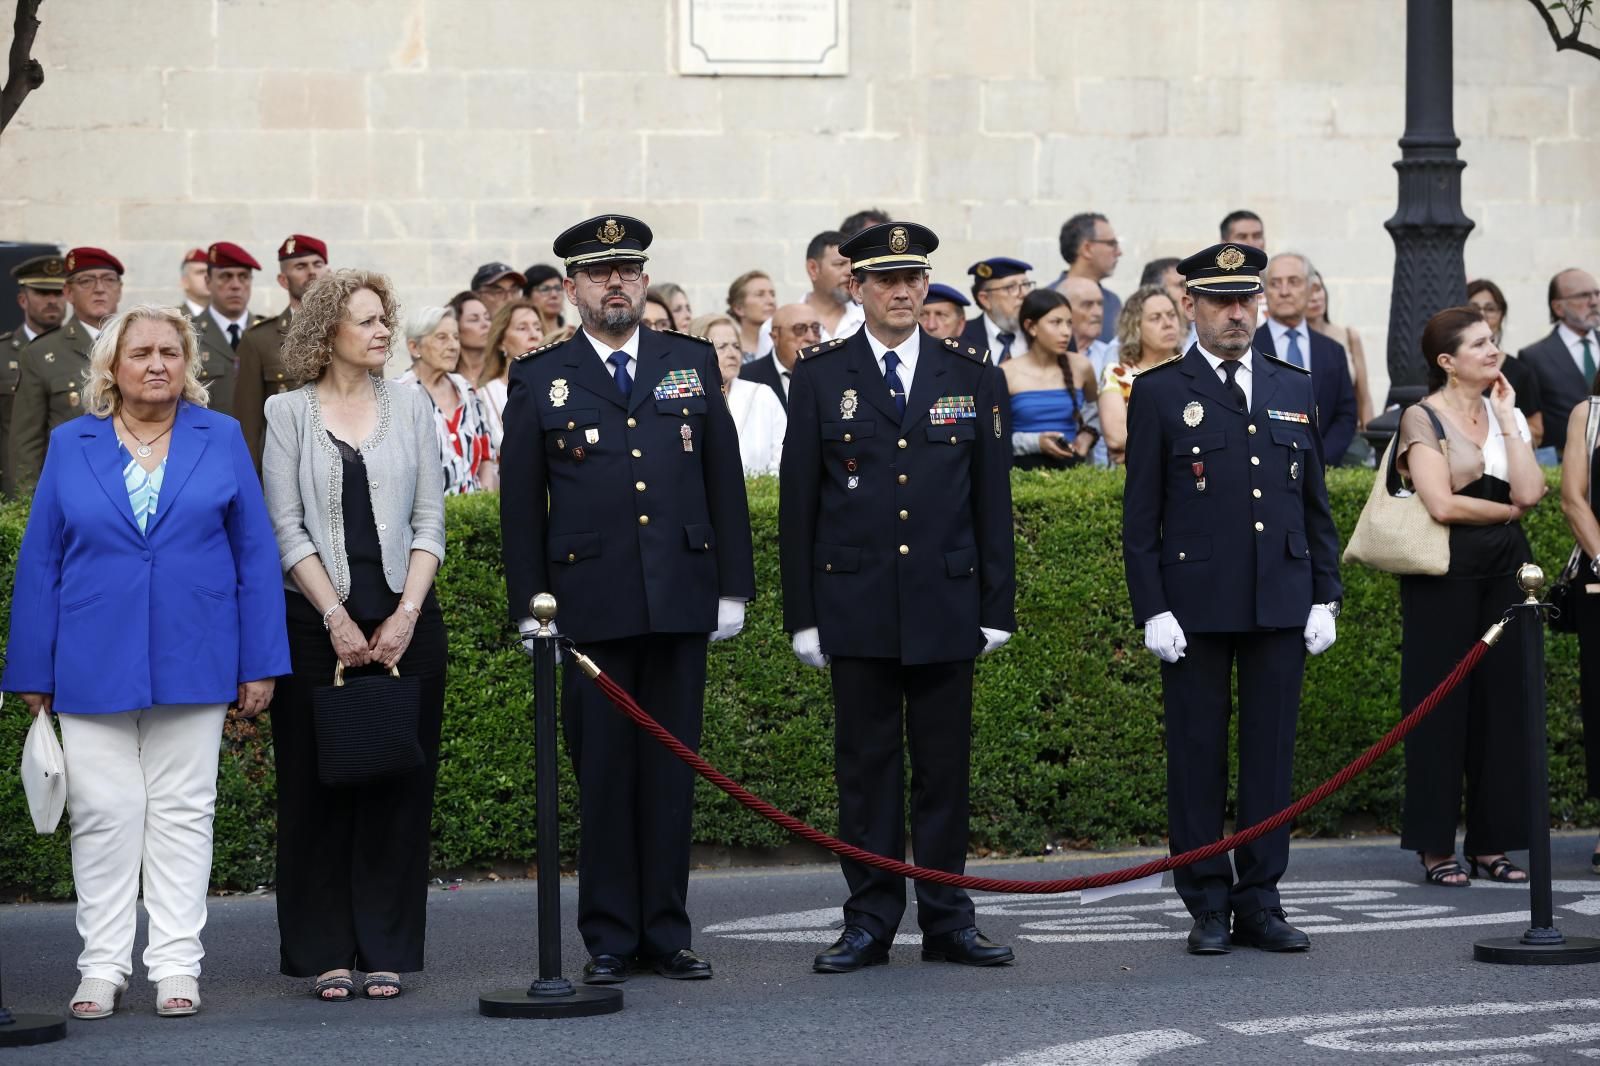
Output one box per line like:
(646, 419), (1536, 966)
(262, 269), (447, 1002)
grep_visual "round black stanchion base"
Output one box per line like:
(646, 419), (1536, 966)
(1474, 935), (1600, 965)
(479, 985), (623, 1018)
(0, 1012), (69, 1047)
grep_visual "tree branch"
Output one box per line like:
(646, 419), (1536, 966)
(1526, 0), (1600, 62)
(0, 0), (45, 137)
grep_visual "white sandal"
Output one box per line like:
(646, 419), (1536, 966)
(154, 975), (200, 1017)
(68, 977), (127, 1019)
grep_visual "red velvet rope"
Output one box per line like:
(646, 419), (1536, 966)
(579, 633), (1495, 894)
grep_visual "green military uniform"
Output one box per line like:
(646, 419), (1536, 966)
(233, 307), (296, 472)
(0, 328), (32, 496)
(8, 321), (93, 490)
(193, 310), (264, 419)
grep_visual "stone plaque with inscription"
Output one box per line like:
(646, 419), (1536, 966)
(678, 0), (848, 77)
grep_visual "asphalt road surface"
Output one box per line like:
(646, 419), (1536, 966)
(3, 834), (1599, 1065)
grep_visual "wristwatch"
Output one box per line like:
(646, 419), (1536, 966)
(1318, 601), (1341, 619)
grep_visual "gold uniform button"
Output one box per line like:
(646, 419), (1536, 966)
(627, 417), (637, 428)
(638, 515), (649, 526)
(843, 433), (853, 443)
(1250, 456), (1260, 466)
(1252, 488), (1262, 498)
(897, 474), (908, 484)
(1178, 552), (1187, 561)
(899, 544), (909, 555)
(681, 407), (690, 416)
(1254, 521), (1264, 532)
(1248, 424), (1257, 435)
(635, 481), (646, 491)
(1191, 446), (1200, 455)
(631, 448), (642, 458)
(825, 563), (833, 572)
(567, 553), (576, 562)
(949, 435), (957, 444)
(567, 421), (576, 430)
(898, 510), (909, 520)
(897, 438), (907, 449)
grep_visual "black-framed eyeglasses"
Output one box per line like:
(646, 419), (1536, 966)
(578, 264), (644, 285)
(787, 322), (823, 337)
(531, 282), (564, 296)
(479, 283), (520, 297)
(982, 279), (1035, 298)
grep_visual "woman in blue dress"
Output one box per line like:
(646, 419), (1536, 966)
(1003, 288), (1099, 469)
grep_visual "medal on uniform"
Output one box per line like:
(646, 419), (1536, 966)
(43, 351), (54, 363)
(549, 378), (569, 408)
(1182, 401), (1204, 427)
(681, 424), (693, 452)
(585, 428), (599, 445)
(68, 390), (79, 407)
(840, 389), (858, 420)
(993, 405), (1002, 438)
(1290, 459), (1300, 481)
(556, 437), (566, 450)
(571, 445), (585, 462)
(847, 475), (859, 490)
(1191, 460), (1206, 493)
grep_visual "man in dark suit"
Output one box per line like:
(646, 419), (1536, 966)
(1254, 252), (1357, 465)
(194, 242), (267, 418)
(1519, 267), (1600, 458)
(739, 301), (820, 411)
(957, 257), (1031, 364)
(235, 234), (330, 472)
(499, 214), (755, 985)
(780, 222), (1017, 974)
(1123, 242), (1343, 956)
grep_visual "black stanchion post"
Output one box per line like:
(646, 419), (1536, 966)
(1475, 564), (1600, 965)
(480, 594), (623, 1018)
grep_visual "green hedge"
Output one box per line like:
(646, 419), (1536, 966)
(1, 471), (1596, 898)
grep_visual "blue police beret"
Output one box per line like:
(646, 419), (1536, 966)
(967, 257), (1032, 282)
(925, 283), (971, 307)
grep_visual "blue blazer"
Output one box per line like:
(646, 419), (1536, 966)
(2, 402), (290, 714)
(1254, 324), (1357, 464)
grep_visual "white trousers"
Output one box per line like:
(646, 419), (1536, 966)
(57, 703), (228, 984)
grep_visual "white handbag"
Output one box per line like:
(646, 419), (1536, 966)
(18, 699), (67, 834)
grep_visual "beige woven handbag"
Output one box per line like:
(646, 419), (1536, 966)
(1343, 403), (1450, 576)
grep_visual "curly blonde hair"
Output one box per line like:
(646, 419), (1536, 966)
(84, 305), (210, 418)
(1115, 285), (1180, 369)
(282, 268), (403, 381)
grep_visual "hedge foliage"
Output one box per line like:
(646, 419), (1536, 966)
(1, 471), (1596, 898)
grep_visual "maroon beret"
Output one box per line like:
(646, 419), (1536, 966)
(64, 247), (125, 277)
(277, 234), (328, 262)
(182, 247), (208, 266)
(207, 241), (262, 271)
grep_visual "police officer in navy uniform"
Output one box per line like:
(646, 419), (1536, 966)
(1122, 242), (1343, 956)
(499, 214), (755, 985)
(780, 222), (1017, 974)
(958, 257), (1033, 364)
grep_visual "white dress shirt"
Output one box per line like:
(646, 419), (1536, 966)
(1267, 317), (1313, 372)
(1199, 345), (1254, 410)
(767, 351), (794, 400)
(80, 320), (100, 342)
(983, 314), (1029, 363)
(862, 325), (918, 402)
(184, 299), (206, 319)
(20, 323), (38, 343)
(583, 325), (641, 383)
(725, 377), (787, 476)
(1559, 323), (1600, 379)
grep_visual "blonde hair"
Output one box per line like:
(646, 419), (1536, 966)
(84, 304), (210, 418)
(282, 268), (403, 382)
(1116, 285), (1179, 369)
(725, 270), (771, 324)
(688, 312), (737, 339)
(483, 297), (543, 387)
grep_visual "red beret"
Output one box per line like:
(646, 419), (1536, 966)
(207, 241), (262, 271)
(182, 247), (208, 265)
(64, 247), (125, 277)
(277, 234), (328, 262)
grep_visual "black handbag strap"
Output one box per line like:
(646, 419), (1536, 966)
(1386, 401), (1447, 495)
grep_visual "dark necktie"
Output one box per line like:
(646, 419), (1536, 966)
(227, 323), (241, 350)
(1584, 337), (1596, 383)
(1222, 359), (1247, 411)
(883, 350), (906, 418)
(1284, 328), (1305, 369)
(608, 351), (632, 399)
(996, 331), (1016, 364)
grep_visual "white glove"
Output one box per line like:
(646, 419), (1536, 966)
(1143, 611), (1187, 663)
(980, 627), (1012, 655)
(792, 627), (829, 668)
(1304, 604), (1337, 656)
(518, 616), (562, 662)
(711, 597), (746, 642)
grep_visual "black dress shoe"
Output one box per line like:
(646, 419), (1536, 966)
(921, 926), (1014, 966)
(813, 925), (889, 973)
(1186, 911), (1232, 955)
(1231, 907), (1310, 952)
(582, 955), (628, 985)
(652, 949), (713, 980)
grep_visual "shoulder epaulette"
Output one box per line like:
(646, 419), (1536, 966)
(803, 337), (850, 360)
(514, 337), (567, 361)
(663, 328), (711, 346)
(243, 315), (278, 333)
(1132, 353), (1185, 379)
(943, 336), (989, 364)
(1261, 351), (1312, 375)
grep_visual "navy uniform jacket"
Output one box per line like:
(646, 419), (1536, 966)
(779, 327), (1016, 665)
(1253, 324), (1357, 462)
(1122, 346), (1342, 633)
(499, 327), (755, 643)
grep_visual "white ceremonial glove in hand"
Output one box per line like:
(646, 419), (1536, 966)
(711, 597), (746, 642)
(1304, 604), (1337, 656)
(1143, 611), (1187, 664)
(518, 617), (562, 662)
(980, 627), (1012, 656)
(792, 627), (829, 668)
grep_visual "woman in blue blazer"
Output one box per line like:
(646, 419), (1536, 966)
(2, 305), (289, 1020)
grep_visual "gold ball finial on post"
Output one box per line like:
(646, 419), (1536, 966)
(1516, 563), (1545, 605)
(530, 593), (558, 636)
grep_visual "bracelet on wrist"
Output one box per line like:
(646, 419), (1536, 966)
(321, 602), (344, 630)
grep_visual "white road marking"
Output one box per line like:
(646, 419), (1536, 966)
(982, 1029), (1206, 1066)
(1021, 911), (1530, 942)
(1225, 999), (1600, 1035)
(1404, 1055), (1540, 1065)
(1565, 895), (1600, 916)
(1303, 1021), (1600, 1053)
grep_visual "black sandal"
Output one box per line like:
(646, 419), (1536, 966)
(1420, 854), (1470, 887)
(311, 975), (355, 1002)
(1467, 855), (1527, 883)
(363, 973), (402, 1000)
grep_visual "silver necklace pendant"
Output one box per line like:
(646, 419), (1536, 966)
(136, 444), (153, 458)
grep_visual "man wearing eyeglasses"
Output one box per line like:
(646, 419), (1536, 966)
(1520, 267), (1600, 461)
(958, 257), (1033, 364)
(472, 261), (526, 317)
(9, 247), (124, 490)
(741, 303), (820, 411)
(499, 214), (755, 987)
(1055, 212), (1124, 344)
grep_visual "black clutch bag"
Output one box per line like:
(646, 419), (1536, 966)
(311, 663), (424, 786)
(1549, 548), (1583, 634)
